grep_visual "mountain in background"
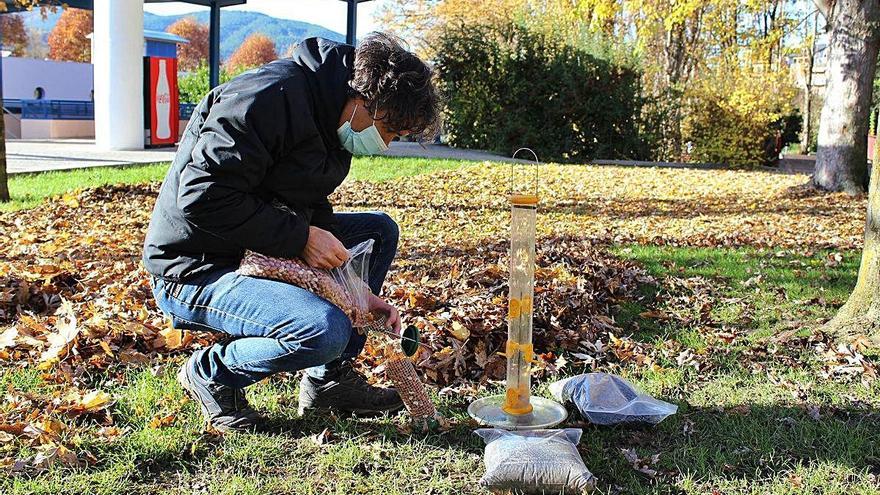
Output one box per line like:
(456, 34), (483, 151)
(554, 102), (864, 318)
(18, 9), (344, 60)
(143, 11), (344, 59)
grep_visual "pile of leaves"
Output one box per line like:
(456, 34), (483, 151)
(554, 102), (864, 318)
(0, 180), (653, 387)
(368, 236), (654, 386)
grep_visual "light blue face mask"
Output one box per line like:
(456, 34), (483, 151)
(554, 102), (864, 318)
(337, 103), (389, 155)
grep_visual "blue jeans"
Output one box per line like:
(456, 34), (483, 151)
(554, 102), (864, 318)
(150, 211), (399, 389)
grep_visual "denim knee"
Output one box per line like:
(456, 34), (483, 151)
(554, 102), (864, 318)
(280, 306), (352, 367)
(374, 211), (399, 249)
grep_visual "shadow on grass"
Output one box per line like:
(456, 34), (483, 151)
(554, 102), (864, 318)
(612, 246), (859, 340)
(261, 401), (482, 452)
(578, 402), (880, 492)
(111, 400), (880, 493)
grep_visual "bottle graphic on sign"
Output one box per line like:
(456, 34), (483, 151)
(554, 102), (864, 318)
(155, 59), (171, 140)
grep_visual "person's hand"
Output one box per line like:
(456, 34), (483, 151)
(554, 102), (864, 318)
(367, 293), (401, 335)
(302, 226), (349, 269)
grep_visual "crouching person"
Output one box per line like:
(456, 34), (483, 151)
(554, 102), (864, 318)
(142, 33), (439, 432)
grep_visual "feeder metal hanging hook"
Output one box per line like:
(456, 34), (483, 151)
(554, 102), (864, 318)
(509, 147), (540, 198)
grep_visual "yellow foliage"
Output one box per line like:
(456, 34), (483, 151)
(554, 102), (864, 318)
(683, 57), (797, 167)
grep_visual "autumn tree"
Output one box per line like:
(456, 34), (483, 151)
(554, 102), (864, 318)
(627, 0), (707, 160)
(798, 11), (822, 154)
(0, 122), (6, 202)
(812, 0), (880, 195)
(225, 33), (277, 73)
(829, 112), (880, 345)
(825, 10), (880, 343)
(376, 0), (523, 58)
(166, 17), (209, 71)
(47, 8), (92, 63)
(0, 14), (27, 56)
(382, 0), (801, 164)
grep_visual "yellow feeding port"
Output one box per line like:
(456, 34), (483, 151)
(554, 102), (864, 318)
(509, 194), (539, 206)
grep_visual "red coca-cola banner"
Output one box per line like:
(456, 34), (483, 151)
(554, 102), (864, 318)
(146, 56), (179, 146)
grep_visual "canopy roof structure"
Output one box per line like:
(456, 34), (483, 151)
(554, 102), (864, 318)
(1, 1), (246, 11)
(1, 0), (373, 151)
(1, 0), (371, 88)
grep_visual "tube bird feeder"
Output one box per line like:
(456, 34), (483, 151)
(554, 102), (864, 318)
(467, 149), (567, 430)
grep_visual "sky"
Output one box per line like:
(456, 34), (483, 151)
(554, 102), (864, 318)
(144, 0), (389, 37)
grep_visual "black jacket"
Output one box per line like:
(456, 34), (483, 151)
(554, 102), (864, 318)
(143, 38), (354, 281)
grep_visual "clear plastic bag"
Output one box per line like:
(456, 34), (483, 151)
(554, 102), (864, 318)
(237, 239), (374, 328)
(476, 428), (595, 494)
(549, 373), (677, 425)
(328, 239), (373, 323)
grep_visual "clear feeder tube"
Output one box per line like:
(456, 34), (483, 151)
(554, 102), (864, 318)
(502, 195), (537, 415)
(466, 149), (567, 430)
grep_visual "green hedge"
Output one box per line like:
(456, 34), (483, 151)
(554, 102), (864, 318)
(435, 23), (650, 162)
(179, 64), (251, 104)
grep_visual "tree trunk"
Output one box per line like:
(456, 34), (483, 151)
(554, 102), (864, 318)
(0, 113), (7, 202)
(826, 124), (880, 345)
(813, 0), (880, 195)
(802, 11), (819, 154)
(0, 11), (7, 203)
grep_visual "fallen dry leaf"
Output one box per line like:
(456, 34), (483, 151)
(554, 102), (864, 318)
(450, 321), (470, 341)
(148, 413), (177, 429)
(38, 299), (79, 365)
(312, 428), (333, 446)
(59, 390), (113, 415)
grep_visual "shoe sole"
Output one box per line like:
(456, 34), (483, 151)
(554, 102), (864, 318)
(177, 361), (214, 426)
(298, 401), (406, 417)
(177, 359), (251, 434)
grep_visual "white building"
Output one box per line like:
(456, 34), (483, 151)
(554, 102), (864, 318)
(2, 30), (189, 142)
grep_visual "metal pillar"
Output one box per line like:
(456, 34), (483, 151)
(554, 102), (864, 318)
(345, 0), (356, 45)
(209, 1), (221, 88)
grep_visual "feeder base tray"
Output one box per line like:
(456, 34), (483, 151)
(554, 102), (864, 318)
(468, 395), (567, 430)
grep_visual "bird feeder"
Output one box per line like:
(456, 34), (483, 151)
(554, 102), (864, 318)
(468, 149), (567, 430)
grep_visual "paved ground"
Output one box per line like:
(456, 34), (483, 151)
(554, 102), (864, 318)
(6, 138), (818, 174)
(7, 139), (177, 174)
(6, 140), (525, 174)
(777, 153), (816, 174)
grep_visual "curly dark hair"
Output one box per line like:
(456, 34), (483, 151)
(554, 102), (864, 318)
(349, 32), (440, 138)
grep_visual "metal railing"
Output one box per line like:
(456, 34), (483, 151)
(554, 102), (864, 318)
(21, 99), (94, 120)
(3, 99), (195, 121)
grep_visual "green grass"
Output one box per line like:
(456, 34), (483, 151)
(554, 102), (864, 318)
(611, 245), (861, 341)
(1, 156), (464, 212)
(3, 244), (879, 494)
(3, 162), (172, 212)
(347, 156), (463, 182)
(2, 158), (879, 493)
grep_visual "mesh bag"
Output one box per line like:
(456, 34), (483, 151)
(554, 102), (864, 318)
(362, 318), (443, 429)
(549, 373), (677, 425)
(385, 356), (437, 419)
(476, 428), (595, 494)
(237, 239), (375, 328)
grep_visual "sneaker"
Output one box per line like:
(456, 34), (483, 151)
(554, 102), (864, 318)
(298, 361), (404, 416)
(177, 350), (264, 432)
